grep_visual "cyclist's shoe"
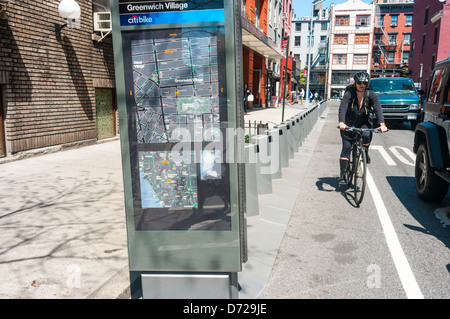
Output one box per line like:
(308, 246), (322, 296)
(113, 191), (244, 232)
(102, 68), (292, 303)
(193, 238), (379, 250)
(364, 147), (371, 164)
(338, 172), (347, 185)
(339, 159), (348, 185)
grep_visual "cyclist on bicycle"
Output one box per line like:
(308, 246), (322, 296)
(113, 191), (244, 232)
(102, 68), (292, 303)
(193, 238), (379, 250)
(338, 71), (388, 185)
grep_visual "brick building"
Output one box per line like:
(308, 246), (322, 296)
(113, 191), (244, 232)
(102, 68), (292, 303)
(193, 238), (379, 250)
(409, 0), (450, 90)
(371, 0), (414, 77)
(327, 0), (375, 99)
(0, 0), (117, 159)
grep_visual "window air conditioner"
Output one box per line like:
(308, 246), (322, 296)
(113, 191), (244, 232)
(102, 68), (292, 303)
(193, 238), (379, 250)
(94, 12), (111, 32)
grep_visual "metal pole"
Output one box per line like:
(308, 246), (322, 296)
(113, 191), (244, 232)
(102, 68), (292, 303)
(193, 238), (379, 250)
(306, 0), (324, 104)
(306, 4), (313, 105)
(282, 36), (289, 122)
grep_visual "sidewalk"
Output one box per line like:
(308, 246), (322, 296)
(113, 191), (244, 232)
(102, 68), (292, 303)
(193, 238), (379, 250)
(0, 101), (325, 299)
(244, 101), (313, 131)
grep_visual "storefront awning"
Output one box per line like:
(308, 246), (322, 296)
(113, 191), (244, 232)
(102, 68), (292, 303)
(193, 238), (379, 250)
(241, 15), (283, 59)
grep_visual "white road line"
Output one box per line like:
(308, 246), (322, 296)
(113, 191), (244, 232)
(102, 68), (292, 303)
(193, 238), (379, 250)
(366, 169), (424, 299)
(370, 145), (396, 165)
(389, 146), (416, 166)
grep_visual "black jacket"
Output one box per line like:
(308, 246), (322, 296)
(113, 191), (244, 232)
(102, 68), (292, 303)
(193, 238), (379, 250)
(339, 86), (384, 140)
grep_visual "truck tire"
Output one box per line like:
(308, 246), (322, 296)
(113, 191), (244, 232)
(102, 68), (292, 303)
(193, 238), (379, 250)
(415, 143), (449, 202)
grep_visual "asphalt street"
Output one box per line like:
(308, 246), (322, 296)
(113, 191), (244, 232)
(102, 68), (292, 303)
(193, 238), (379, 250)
(263, 102), (450, 298)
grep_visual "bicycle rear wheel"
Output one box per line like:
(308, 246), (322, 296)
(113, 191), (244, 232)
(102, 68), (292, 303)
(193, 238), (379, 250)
(353, 148), (367, 206)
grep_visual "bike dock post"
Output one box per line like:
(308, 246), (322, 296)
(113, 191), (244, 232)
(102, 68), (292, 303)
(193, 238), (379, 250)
(245, 143), (259, 217)
(273, 124), (289, 169)
(250, 134), (273, 195)
(264, 129), (283, 179)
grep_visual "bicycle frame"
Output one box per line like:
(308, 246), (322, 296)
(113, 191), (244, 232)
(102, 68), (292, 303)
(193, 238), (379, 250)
(341, 126), (381, 206)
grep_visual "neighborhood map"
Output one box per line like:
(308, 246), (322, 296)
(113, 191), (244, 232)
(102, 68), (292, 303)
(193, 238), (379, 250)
(139, 150), (198, 208)
(131, 27), (223, 143)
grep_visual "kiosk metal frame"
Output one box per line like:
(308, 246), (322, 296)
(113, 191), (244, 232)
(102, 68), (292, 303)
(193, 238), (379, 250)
(110, 0), (246, 298)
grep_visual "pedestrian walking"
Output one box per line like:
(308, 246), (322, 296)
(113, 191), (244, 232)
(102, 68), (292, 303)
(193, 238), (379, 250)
(243, 83), (252, 114)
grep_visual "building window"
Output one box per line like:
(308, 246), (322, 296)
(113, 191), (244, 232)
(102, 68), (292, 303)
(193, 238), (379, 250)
(334, 34), (348, 44)
(295, 23), (301, 32)
(403, 33), (411, 45)
(295, 36), (301, 46)
(333, 54), (347, 64)
(389, 33), (397, 45)
(332, 72), (353, 85)
(388, 52), (395, 64)
(353, 54), (368, 64)
(335, 15), (349, 26)
(402, 51), (410, 63)
(374, 33), (383, 45)
(318, 53), (326, 65)
(356, 15), (370, 26)
(308, 35), (314, 46)
(355, 34), (369, 44)
(405, 14), (413, 26)
(390, 15), (398, 26)
(376, 15), (384, 27)
(422, 34), (426, 53)
(431, 55), (436, 71)
(434, 26), (439, 45)
(424, 8), (429, 25)
(321, 22), (327, 30)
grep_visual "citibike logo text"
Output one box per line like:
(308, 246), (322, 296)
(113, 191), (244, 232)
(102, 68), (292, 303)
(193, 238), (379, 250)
(128, 15), (153, 25)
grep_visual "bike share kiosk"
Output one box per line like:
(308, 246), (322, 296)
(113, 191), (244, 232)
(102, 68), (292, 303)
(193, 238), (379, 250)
(110, 0), (246, 298)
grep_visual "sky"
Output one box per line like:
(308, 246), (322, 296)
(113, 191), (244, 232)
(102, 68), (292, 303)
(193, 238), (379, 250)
(293, 0), (372, 19)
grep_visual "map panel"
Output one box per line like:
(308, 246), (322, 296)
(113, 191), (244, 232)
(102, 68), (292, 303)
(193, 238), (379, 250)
(139, 151), (198, 208)
(131, 27), (223, 143)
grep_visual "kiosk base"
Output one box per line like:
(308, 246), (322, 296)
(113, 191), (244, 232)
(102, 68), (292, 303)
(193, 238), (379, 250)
(131, 272), (239, 299)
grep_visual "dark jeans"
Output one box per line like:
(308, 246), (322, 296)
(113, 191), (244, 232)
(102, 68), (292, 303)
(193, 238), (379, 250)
(340, 130), (372, 159)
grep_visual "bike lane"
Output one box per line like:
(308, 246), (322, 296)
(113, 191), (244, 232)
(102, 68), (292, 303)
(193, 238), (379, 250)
(263, 101), (408, 298)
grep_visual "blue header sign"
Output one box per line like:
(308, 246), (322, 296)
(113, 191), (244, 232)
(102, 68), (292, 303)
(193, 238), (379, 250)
(119, 0), (225, 26)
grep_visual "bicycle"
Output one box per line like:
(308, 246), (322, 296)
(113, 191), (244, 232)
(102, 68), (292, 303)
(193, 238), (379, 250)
(338, 126), (383, 206)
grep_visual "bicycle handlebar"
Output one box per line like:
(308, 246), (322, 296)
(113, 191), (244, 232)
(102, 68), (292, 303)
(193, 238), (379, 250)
(336, 126), (387, 133)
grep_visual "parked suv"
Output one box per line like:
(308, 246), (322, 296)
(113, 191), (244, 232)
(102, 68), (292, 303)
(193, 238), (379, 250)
(369, 77), (422, 129)
(413, 57), (450, 202)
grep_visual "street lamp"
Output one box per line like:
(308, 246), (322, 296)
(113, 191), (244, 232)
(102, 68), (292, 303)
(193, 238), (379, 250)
(55, 0), (81, 36)
(306, 0), (325, 104)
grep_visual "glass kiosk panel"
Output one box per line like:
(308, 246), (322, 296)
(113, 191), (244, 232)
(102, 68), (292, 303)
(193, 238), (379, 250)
(111, 0), (244, 273)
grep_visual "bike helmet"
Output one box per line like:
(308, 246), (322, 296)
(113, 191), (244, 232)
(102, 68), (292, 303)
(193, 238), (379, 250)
(353, 71), (370, 83)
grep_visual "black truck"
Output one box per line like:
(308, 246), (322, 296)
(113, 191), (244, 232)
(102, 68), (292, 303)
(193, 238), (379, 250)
(414, 57), (450, 202)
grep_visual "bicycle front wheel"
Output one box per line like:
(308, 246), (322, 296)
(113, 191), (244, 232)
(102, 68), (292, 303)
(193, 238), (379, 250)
(353, 149), (367, 206)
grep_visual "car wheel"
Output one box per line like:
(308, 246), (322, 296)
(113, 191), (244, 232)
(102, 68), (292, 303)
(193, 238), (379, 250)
(415, 143), (449, 202)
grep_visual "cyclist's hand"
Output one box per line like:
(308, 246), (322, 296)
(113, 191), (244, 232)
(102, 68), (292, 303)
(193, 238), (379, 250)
(339, 122), (347, 131)
(379, 123), (388, 133)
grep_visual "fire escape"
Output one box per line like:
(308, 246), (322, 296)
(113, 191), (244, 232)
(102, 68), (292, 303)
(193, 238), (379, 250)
(373, 20), (398, 76)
